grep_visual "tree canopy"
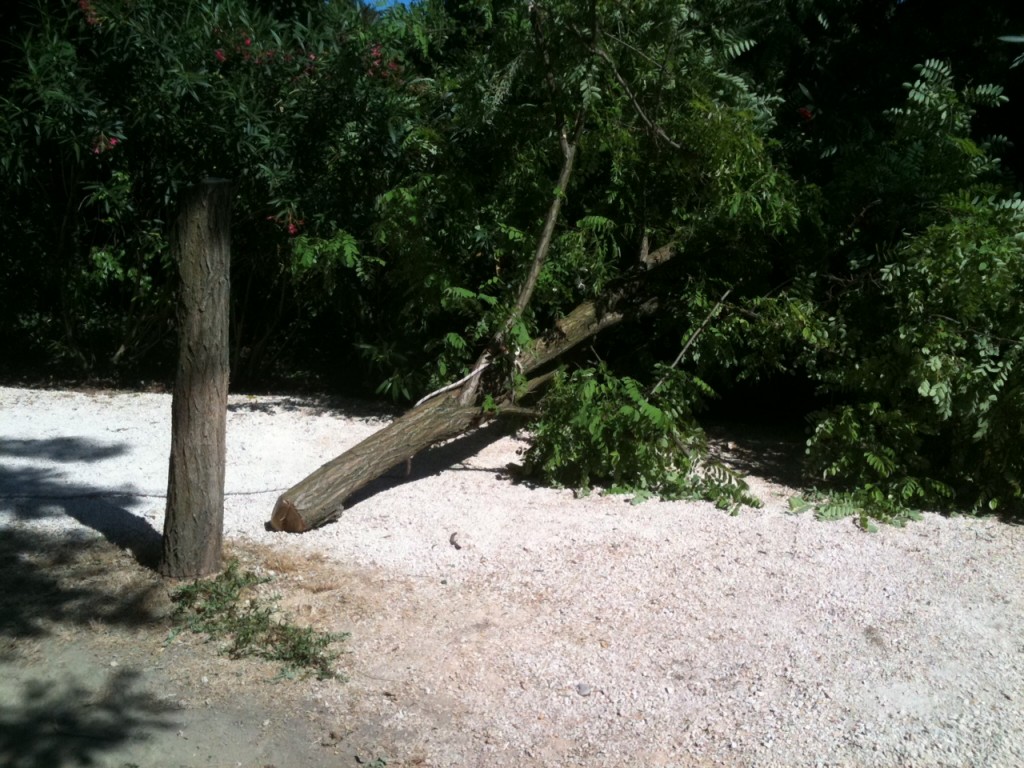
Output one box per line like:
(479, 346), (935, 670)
(2, 0), (1022, 523)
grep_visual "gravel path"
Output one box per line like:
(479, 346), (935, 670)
(2, 386), (1022, 767)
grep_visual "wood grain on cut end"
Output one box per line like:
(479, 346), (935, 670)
(270, 496), (307, 533)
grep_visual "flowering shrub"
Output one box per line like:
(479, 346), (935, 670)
(0, 0), (374, 378)
(78, 0), (100, 26)
(91, 135), (121, 155)
(368, 43), (401, 79)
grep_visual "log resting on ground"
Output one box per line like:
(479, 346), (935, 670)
(268, 266), (665, 532)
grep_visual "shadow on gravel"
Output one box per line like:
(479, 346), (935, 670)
(346, 421), (516, 510)
(0, 668), (178, 768)
(0, 437), (161, 567)
(1, 437), (129, 462)
(705, 422), (810, 490)
(996, 507), (1024, 526)
(227, 394), (401, 422)
(0, 528), (165, 643)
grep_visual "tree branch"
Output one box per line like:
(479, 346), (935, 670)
(457, 10), (589, 406)
(590, 43), (683, 150)
(651, 287), (732, 394)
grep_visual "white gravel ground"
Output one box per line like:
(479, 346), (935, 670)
(2, 385), (1023, 767)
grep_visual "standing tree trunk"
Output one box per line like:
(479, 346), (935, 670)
(160, 179), (232, 578)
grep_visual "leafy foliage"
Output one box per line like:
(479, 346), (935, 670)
(1, 1), (1022, 521)
(804, 191), (1024, 518)
(523, 364), (759, 511)
(170, 559), (346, 680)
(0, 0), (378, 381)
(721, 50), (1024, 523)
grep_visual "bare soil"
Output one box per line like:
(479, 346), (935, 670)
(0, 532), (381, 768)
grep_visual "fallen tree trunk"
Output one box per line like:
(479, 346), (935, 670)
(270, 8), (668, 533)
(270, 392), (480, 532)
(267, 264), (667, 532)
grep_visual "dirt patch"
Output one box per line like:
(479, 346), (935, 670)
(0, 531), (389, 768)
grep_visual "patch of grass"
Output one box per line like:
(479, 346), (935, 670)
(169, 559), (347, 680)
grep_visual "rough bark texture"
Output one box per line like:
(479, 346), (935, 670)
(160, 179), (231, 577)
(519, 282), (660, 375)
(270, 394), (482, 532)
(268, 263), (668, 533)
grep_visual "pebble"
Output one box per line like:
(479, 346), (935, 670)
(576, 683), (593, 697)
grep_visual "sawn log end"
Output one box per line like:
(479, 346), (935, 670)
(269, 496), (307, 533)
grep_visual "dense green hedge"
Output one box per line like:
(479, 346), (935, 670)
(1, 0), (1021, 519)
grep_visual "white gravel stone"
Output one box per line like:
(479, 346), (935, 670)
(2, 386), (1023, 767)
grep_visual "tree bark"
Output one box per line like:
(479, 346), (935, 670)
(160, 179), (232, 577)
(268, 262), (668, 533)
(270, 393), (482, 532)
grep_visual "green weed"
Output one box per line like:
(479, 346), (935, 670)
(170, 559), (346, 680)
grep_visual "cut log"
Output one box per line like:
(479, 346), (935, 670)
(270, 393), (482, 532)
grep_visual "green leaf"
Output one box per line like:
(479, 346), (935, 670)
(787, 496), (814, 514)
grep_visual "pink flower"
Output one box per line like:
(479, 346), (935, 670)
(287, 222), (299, 236)
(214, 49), (226, 63)
(91, 135), (121, 155)
(79, 0), (99, 26)
(244, 37), (252, 47)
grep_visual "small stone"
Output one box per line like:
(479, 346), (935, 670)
(320, 730), (339, 746)
(576, 683), (593, 697)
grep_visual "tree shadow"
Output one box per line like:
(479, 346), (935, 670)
(704, 421), (811, 490)
(994, 498), (1024, 525)
(227, 393), (401, 422)
(0, 435), (168, 647)
(0, 442), (190, 767)
(0, 527), (166, 645)
(345, 421), (516, 510)
(1, 437), (129, 462)
(0, 668), (179, 768)
(0, 437), (162, 567)
(0, 527), (175, 765)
